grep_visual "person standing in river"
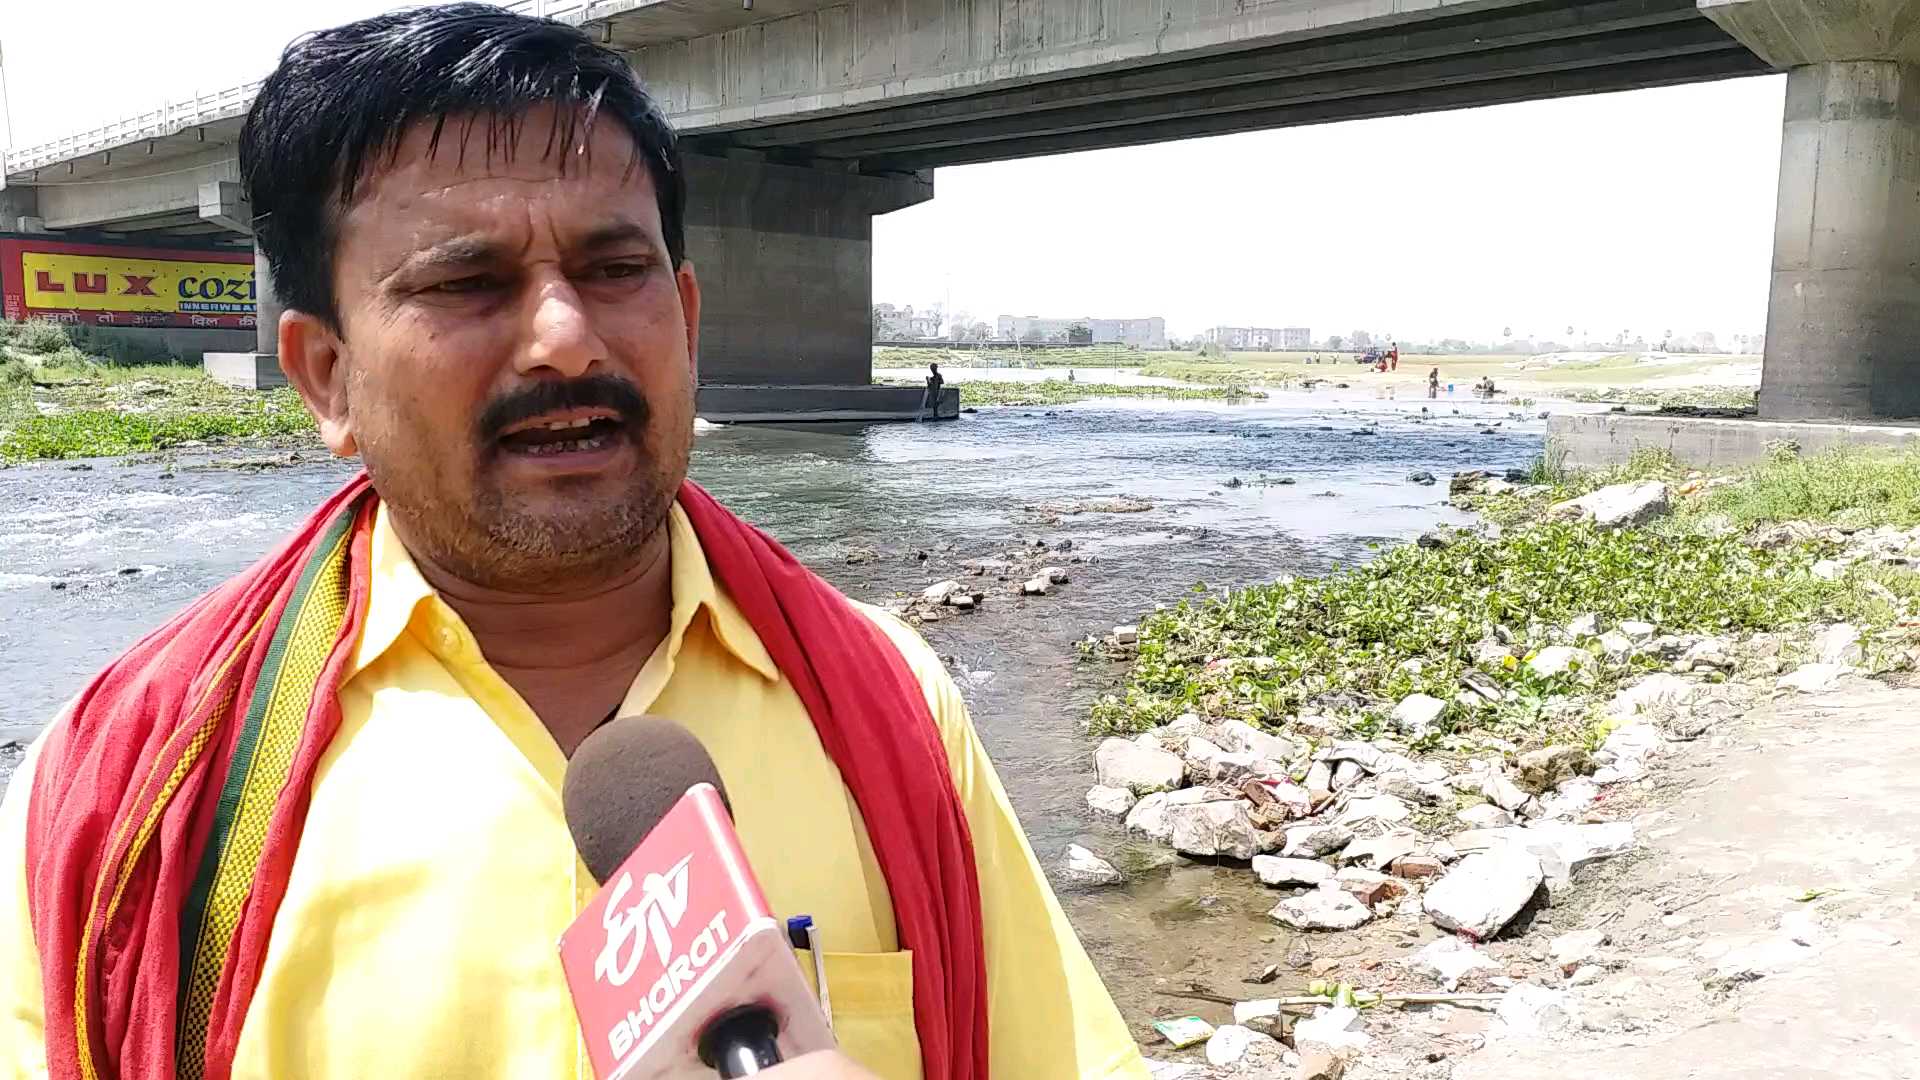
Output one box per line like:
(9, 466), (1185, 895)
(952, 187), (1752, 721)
(1428, 367), (1441, 399)
(924, 361), (946, 417)
(0, 8), (1145, 1080)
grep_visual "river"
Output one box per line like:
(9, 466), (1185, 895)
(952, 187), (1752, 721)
(0, 387), (1545, 1029)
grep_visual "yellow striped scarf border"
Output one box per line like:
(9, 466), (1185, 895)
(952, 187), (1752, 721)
(172, 508), (357, 1080)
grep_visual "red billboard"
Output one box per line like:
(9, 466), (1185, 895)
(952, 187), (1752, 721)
(0, 235), (256, 330)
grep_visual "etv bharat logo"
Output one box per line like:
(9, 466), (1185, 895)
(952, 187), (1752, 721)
(596, 854), (695, 987)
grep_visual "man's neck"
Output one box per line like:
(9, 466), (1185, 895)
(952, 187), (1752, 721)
(398, 523), (675, 755)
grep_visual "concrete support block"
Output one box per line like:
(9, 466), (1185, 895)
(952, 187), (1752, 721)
(204, 352), (288, 390)
(1700, 0), (1920, 68)
(198, 181), (253, 235)
(1549, 412), (1920, 470)
(251, 247), (280, 355)
(1757, 61), (1920, 419)
(682, 154), (931, 386)
(0, 185), (38, 233)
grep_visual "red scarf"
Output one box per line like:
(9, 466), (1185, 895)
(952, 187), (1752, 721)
(25, 474), (987, 1080)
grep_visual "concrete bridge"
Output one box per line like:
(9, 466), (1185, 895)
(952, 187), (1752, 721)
(2, 0), (1914, 421)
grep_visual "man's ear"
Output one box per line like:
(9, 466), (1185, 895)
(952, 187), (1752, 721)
(278, 310), (358, 457)
(676, 261), (701, 384)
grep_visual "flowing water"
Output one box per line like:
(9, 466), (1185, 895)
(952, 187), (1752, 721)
(0, 386), (1548, 1027)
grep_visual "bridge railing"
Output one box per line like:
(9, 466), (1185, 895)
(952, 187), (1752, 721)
(2, 0), (614, 177)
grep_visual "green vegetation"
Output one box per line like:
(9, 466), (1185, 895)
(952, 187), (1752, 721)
(1472, 445), (1920, 533)
(1089, 444), (1920, 743)
(2, 320), (317, 463)
(1559, 386), (1758, 409)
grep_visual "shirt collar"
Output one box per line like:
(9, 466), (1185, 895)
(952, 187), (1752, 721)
(345, 501), (780, 684)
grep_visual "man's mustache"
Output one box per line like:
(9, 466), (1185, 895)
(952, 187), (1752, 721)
(476, 376), (651, 444)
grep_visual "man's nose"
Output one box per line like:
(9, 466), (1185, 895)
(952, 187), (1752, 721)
(518, 276), (603, 378)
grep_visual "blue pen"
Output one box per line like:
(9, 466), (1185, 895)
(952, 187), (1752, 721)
(786, 914), (833, 1031)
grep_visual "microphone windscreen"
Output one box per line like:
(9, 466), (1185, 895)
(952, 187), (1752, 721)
(563, 716), (731, 884)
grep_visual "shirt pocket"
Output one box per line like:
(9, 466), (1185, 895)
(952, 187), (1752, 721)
(795, 949), (922, 1080)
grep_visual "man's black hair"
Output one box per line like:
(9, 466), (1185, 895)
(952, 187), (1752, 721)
(240, 2), (684, 331)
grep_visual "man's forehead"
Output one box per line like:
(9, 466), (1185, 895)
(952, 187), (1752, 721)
(348, 109), (658, 223)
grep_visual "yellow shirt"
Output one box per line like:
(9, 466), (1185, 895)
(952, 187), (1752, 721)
(0, 502), (1147, 1080)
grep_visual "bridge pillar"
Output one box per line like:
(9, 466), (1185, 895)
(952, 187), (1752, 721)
(682, 153), (931, 388)
(1702, 0), (1920, 419)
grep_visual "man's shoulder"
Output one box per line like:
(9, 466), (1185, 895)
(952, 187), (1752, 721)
(844, 600), (966, 724)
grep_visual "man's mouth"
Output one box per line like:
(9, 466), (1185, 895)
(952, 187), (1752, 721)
(495, 408), (627, 458)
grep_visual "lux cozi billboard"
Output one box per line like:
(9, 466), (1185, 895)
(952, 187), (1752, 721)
(0, 236), (255, 330)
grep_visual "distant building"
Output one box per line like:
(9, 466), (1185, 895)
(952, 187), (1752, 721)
(1090, 317), (1167, 350)
(1205, 325), (1311, 351)
(995, 314), (1166, 349)
(876, 303), (942, 339)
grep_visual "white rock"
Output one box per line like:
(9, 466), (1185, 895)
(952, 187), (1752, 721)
(1125, 793), (1175, 842)
(1292, 1006), (1371, 1054)
(1112, 624), (1141, 645)
(1423, 848), (1545, 939)
(1339, 830), (1422, 871)
(1269, 881), (1375, 931)
(1539, 778), (1599, 819)
(1495, 984), (1578, 1035)
(1233, 998), (1282, 1025)
(1597, 630), (1636, 660)
(1283, 823), (1355, 858)
(1527, 646), (1586, 678)
(1085, 785), (1138, 818)
(1205, 1025), (1280, 1068)
(1021, 576), (1051, 596)
(1133, 732), (1166, 751)
(1183, 736), (1228, 778)
(1606, 675), (1702, 720)
(1144, 1062), (1211, 1080)
(1252, 855), (1336, 886)
(1811, 559), (1844, 581)
(1057, 844), (1123, 887)
(1548, 481), (1670, 529)
(1482, 478), (1518, 496)
(1620, 620), (1657, 640)
(1600, 722), (1664, 763)
(1336, 794), (1411, 827)
(1167, 713), (1208, 734)
(1565, 612), (1601, 639)
(1481, 771), (1533, 813)
(1549, 928), (1610, 969)
(1409, 937), (1500, 990)
(1458, 804), (1514, 829)
(922, 580), (961, 603)
(1039, 566), (1070, 584)
(1167, 800), (1260, 860)
(1095, 737), (1186, 794)
(948, 593), (977, 610)
(1391, 693), (1448, 736)
(1216, 719), (1303, 763)
(1379, 773), (1452, 806)
(1566, 965), (1605, 987)
(1778, 662), (1848, 694)
(1814, 623), (1862, 666)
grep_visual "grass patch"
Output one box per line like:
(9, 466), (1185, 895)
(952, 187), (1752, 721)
(1558, 385), (1758, 409)
(874, 345), (1150, 369)
(1699, 445), (1920, 529)
(1088, 521), (1844, 740)
(1, 337), (317, 462)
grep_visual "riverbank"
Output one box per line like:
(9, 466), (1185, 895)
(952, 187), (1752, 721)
(0, 353), (317, 463)
(1071, 444), (1920, 1076)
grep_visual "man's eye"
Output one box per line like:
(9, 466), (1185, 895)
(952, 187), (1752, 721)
(428, 275), (498, 294)
(597, 262), (650, 280)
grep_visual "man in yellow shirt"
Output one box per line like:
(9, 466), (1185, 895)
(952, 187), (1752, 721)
(0, 6), (1146, 1079)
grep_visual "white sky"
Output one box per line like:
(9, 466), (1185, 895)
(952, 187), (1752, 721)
(1, 1), (1786, 344)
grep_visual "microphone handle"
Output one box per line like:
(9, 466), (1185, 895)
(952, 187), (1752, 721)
(699, 1006), (785, 1077)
